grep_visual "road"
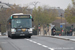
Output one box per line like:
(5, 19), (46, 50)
(0, 36), (75, 50)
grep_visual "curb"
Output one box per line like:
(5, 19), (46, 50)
(69, 39), (75, 42)
(50, 36), (70, 40)
(48, 36), (75, 42)
(50, 36), (75, 42)
(0, 45), (2, 50)
(36, 35), (75, 42)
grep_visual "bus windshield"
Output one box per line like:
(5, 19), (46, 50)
(11, 19), (32, 28)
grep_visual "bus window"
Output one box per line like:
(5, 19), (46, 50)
(16, 19), (21, 23)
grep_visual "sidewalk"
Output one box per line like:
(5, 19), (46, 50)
(37, 35), (75, 42)
(50, 36), (75, 42)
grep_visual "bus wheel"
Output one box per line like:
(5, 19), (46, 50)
(28, 36), (31, 38)
(8, 34), (10, 38)
(8, 35), (10, 37)
(10, 36), (14, 39)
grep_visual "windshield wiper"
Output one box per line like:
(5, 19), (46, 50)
(23, 27), (30, 29)
(17, 25), (30, 29)
(17, 25), (22, 28)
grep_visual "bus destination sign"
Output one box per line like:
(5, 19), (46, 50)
(13, 15), (30, 18)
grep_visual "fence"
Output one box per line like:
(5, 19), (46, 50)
(55, 26), (75, 36)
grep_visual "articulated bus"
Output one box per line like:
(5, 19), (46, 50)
(7, 13), (33, 38)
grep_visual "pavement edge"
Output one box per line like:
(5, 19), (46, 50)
(35, 35), (75, 42)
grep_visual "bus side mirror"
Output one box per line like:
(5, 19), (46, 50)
(32, 18), (34, 21)
(9, 19), (11, 24)
(9, 23), (11, 25)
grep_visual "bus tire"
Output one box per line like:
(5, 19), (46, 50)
(10, 36), (14, 39)
(11, 37), (14, 39)
(28, 36), (31, 38)
(8, 35), (10, 38)
(8, 32), (10, 38)
(8, 34), (10, 38)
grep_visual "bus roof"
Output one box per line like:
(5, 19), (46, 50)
(7, 13), (32, 21)
(12, 13), (23, 15)
(11, 13), (31, 16)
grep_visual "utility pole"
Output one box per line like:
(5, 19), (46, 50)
(65, 12), (67, 36)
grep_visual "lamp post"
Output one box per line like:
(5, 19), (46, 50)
(64, 11), (67, 36)
(60, 13), (62, 35)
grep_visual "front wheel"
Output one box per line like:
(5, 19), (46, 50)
(8, 34), (10, 38)
(10, 36), (15, 39)
(8, 32), (10, 38)
(8, 35), (10, 38)
(28, 36), (31, 38)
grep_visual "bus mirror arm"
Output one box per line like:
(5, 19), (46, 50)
(9, 19), (11, 23)
(32, 18), (34, 21)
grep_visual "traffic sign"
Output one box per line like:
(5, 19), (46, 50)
(60, 25), (63, 28)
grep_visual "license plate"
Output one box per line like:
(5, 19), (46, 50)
(21, 32), (23, 33)
(20, 34), (25, 36)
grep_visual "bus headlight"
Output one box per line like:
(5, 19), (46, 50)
(11, 29), (16, 32)
(28, 28), (33, 33)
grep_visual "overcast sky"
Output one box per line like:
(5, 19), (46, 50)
(0, 0), (72, 10)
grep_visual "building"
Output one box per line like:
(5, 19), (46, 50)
(45, 7), (64, 17)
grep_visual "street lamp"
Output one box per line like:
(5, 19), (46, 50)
(60, 13), (62, 35)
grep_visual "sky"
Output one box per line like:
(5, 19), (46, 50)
(0, 0), (72, 10)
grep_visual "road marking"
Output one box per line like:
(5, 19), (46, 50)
(9, 42), (20, 50)
(42, 45), (48, 48)
(33, 41), (37, 43)
(26, 39), (54, 50)
(37, 43), (42, 45)
(0, 48), (2, 50)
(29, 40), (33, 41)
(0, 42), (7, 44)
(48, 48), (54, 50)
(26, 39), (30, 40)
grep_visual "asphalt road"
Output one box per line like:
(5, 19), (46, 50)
(0, 36), (75, 50)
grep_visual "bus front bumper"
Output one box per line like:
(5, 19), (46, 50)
(11, 32), (33, 37)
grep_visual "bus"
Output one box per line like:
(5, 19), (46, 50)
(7, 13), (33, 38)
